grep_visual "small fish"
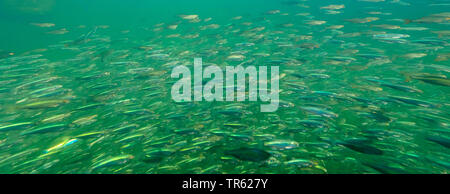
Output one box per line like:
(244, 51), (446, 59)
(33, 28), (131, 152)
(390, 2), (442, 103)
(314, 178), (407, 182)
(29, 85), (63, 95)
(426, 135), (450, 148)
(47, 28), (69, 35)
(265, 140), (299, 150)
(306, 20), (327, 25)
(402, 53), (427, 59)
(42, 112), (72, 123)
(225, 148), (271, 162)
(400, 27), (429, 31)
(267, 10), (280, 14)
(0, 122), (33, 132)
(30, 23), (55, 28)
(337, 139), (383, 155)
(72, 115), (98, 126)
(346, 17), (379, 23)
(372, 24), (401, 30)
(0, 51), (14, 59)
(405, 13), (450, 24)
(22, 99), (69, 109)
(362, 162), (407, 174)
(320, 4), (345, 10)
(301, 106), (338, 118)
(91, 155), (134, 170)
(76, 103), (104, 110)
(373, 33), (410, 39)
(298, 120), (329, 129)
(226, 54), (245, 61)
(180, 15), (199, 20)
(142, 149), (173, 163)
(21, 124), (66, 135)
(44, 139), (78, 153)
(75, 131), (104, 139)
(285, 159), (327, 172)
(366, 78), (422, 93)
(403, 73), (450, 87)
(388, 96), (438, 108)
(327, 25), (344, 30)
(431, 30), (450, 38)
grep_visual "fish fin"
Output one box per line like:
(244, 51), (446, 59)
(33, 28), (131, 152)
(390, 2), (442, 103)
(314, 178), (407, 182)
(404, 19), (412, 24)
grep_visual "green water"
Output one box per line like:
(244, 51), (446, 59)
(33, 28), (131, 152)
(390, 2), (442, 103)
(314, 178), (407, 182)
(0, 0), (449, 174)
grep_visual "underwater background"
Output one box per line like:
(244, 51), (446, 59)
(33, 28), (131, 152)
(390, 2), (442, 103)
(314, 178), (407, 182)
(0, 0), (449, 174)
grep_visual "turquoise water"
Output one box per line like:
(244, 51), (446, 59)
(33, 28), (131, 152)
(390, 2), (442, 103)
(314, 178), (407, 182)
(0, 0), (449, 174)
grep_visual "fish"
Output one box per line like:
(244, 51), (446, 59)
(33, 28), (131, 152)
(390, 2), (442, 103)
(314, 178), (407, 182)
(0, 122), (33, 132)
(0, 1), (449, 174)
(300, 106), (338, 118)
(30, 23), (55, 28)
(29, 85), (63, 95)
(226, 54), (245, 61)
(432, 30), (450, 38)
(337, 139), (383, 155)
(76, 103), (104, 110)
(75, 131), (104, 139)
(405, 12), (450, 24)
(434, 54), (450, 62)
(400, 27), (429, 31)
(47, 28), (69, 35)
(320, 5), (345, 10)
(411, 39), (448, 46)
(91, 155), (134, 170)
(306, 20), (327, 25)
(264, 140), (299, 150)
(373, 33), (410, 39)
(365, 78), (422, 93)
(72, 115), (98, 126)
(21, 124), (66, 135)
(0, 51), (14, 59)
(44, 138), (78, 153)
(402, 53), (427, 59)
(372, 24), (401, 29)
(346, 17), (379, 23)
(42, 112), (72, 123)
(298, 120), (330, 129)
(21, 99), (70, 109)
(362, 162), (408, 174)
(180, 15), (199, 20)
(403, 73), (450, 87)
(225, 148), (271, 162)
(142, 149), (174, 163)
(426, 135), (450, 148)
(327, 25), (345, 30)
(388, 96), (439, 108)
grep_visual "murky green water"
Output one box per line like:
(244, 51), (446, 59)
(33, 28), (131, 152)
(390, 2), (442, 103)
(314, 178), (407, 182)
(0, 0), (449, 174)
